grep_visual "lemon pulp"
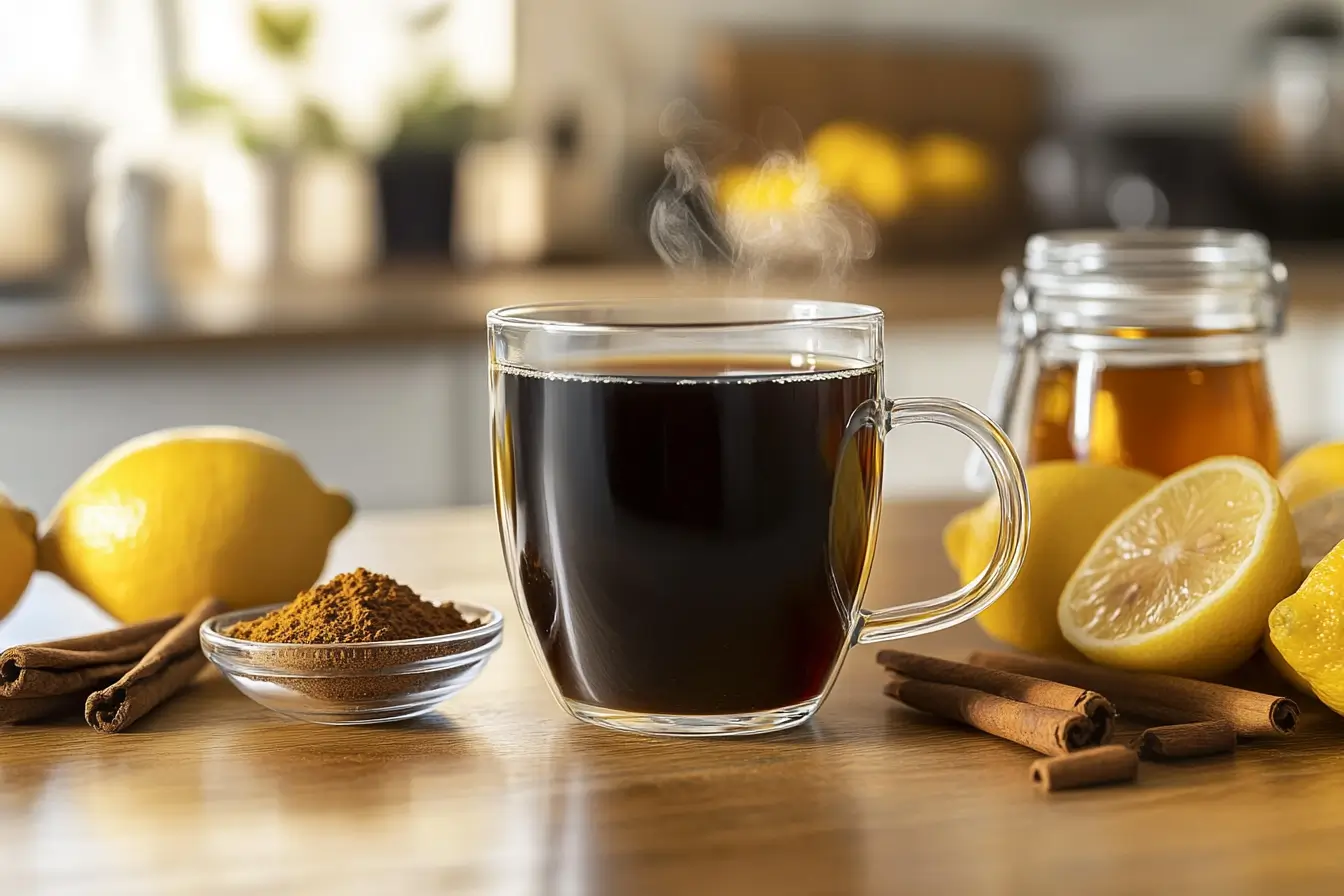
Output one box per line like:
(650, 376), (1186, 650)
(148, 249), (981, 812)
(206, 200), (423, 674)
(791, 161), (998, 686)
(1059, 457), (1300, 677)
(1064, 467), (1264, 639)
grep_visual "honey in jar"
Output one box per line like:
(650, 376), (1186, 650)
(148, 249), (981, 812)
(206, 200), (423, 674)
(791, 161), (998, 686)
(971, 230), (1287, 484)
(1029, 356), (1280, 477)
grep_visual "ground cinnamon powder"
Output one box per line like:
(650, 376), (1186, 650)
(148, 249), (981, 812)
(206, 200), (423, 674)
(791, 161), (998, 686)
(227, 569), (479, 644)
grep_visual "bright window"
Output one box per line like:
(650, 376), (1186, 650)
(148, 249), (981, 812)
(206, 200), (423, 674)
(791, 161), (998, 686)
(0, 0), (514, 143)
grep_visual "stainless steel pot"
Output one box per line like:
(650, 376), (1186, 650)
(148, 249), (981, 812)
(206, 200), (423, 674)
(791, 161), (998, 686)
(1239, 3), (1344, 188)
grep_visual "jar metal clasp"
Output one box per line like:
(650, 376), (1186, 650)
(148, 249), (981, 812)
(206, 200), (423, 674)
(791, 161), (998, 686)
(1270, 260), (1290, 335)
(964, 268), (1037, 491)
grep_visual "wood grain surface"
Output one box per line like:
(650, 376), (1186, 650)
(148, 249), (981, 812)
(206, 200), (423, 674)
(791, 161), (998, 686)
(2, 501), (1341, 895)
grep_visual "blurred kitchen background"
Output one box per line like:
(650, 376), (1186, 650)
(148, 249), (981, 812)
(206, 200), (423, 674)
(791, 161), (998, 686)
(4, 0), (1344, 521)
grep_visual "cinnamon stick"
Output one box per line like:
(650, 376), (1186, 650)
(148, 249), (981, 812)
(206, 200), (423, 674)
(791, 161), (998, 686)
(85, 598), (225, 733)
(968, 650), (1298, 737)
(1133, 721), (1237, 760)
(884, 676), (1095, 756)
(878, 649), (1115, 744)
(1030, 745), (1139, 793)
(0, 615), (181, 698)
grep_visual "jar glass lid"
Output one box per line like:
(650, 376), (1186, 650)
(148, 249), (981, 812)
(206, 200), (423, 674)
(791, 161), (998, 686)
(1019, 228), (1285, 334)
(1026, 229), (1271, 277)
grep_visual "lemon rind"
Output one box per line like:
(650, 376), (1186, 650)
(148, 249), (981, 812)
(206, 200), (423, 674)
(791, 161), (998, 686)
(42, 426), (297, 530)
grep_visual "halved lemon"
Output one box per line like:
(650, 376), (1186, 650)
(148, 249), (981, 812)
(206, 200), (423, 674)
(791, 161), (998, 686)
(1058, 457), (1301, 678)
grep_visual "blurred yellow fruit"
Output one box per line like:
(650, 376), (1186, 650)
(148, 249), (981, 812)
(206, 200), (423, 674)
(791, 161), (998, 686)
(805, 121), (913, 221)
(716, 165), (757, 210)
(1060, 457), (1300, 678)
(807, 121), (885, 191)
(717, 164), (816, 214)
(910, 133), (993, 201)
(761, 169), (803, 209)
(38, 427), (354, 622)
(1269, 537), (1344, 713)
(1279, 441), (1344, 509)
(847, 137), (912, 222)
(0, 491), (37, 623)
(944, 461), (1158, 655)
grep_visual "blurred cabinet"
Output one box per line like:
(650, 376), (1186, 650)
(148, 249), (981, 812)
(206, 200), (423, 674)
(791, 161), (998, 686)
(0, 341), (493, 518)
(0, 316), (1331, 520)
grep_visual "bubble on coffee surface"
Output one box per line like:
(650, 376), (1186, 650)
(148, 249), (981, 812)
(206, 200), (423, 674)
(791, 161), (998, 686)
(648, 100), (876, 291)
(495, 360), (875, 388)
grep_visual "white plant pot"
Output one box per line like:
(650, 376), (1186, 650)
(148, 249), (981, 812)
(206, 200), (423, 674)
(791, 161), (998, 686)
(454, 139), (547, 267)
(289, 153), (380, 278)
(202, 149), (288, 280)
(0, 129), (64, 279)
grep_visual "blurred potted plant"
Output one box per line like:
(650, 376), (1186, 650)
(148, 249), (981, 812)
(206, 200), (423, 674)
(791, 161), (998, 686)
(376, 2), (499, 261)
(174, 3), (379, 279)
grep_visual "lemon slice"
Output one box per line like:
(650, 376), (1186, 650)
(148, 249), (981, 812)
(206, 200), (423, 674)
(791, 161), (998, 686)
(1058, 457), (1301, 678)
(1292, 488), (1344, 571)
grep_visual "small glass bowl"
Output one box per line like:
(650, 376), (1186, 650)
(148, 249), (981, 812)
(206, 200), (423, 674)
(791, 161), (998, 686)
(200, 602), (503, 725)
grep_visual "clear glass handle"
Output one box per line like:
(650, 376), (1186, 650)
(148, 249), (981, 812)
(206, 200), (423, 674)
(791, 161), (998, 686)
(856, 397), (1030, 644)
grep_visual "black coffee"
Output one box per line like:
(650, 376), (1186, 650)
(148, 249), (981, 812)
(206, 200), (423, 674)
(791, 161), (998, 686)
(493, 355), (881, 715)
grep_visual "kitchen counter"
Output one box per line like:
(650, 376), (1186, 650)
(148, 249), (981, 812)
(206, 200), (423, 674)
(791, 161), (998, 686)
(4, 253), (1339, 356)
(0, 255), (1339, 513)
(2, 501), (1339, 893)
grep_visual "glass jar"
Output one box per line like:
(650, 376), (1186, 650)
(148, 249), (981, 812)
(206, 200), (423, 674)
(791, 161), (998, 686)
(970, 229), (1288, 486)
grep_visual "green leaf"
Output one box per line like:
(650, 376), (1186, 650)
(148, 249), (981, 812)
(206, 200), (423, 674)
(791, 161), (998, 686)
(252, 3), (315, 60)
(406, 2), (452, 34)
(172, 83), (235, 117)
(234, 116), (279, 155)
(297, 99), (345, 151)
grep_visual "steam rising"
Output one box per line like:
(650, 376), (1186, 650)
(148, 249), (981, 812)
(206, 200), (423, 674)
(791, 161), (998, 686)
(649, 100), (876, 289)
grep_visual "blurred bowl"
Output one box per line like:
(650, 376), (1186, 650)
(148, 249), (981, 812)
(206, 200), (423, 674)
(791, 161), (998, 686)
(200, 601), (503, 726)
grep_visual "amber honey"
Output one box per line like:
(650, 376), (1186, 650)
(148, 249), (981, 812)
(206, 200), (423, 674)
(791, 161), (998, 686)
(1028, 358), (1280, 477)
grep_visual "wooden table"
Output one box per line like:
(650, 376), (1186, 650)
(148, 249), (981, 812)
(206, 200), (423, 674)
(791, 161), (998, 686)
(3, 501), (1341, 894)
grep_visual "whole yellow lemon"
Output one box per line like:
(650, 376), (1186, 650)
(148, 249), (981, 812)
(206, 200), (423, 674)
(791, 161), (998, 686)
(38, 428), (354, 622)
(944, 462), (1158, 655)
(1270, 537), (1344, 714)
(1263, 628), (1314, 695)
(0, 491), (37, 622)
(1279, 441), (1344, 509)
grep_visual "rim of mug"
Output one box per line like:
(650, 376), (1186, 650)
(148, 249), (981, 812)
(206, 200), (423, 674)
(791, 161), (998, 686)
(486, 298), (884, 333)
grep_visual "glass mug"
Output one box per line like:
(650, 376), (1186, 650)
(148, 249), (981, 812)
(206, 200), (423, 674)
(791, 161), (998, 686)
(488, 298), (1029, 737)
